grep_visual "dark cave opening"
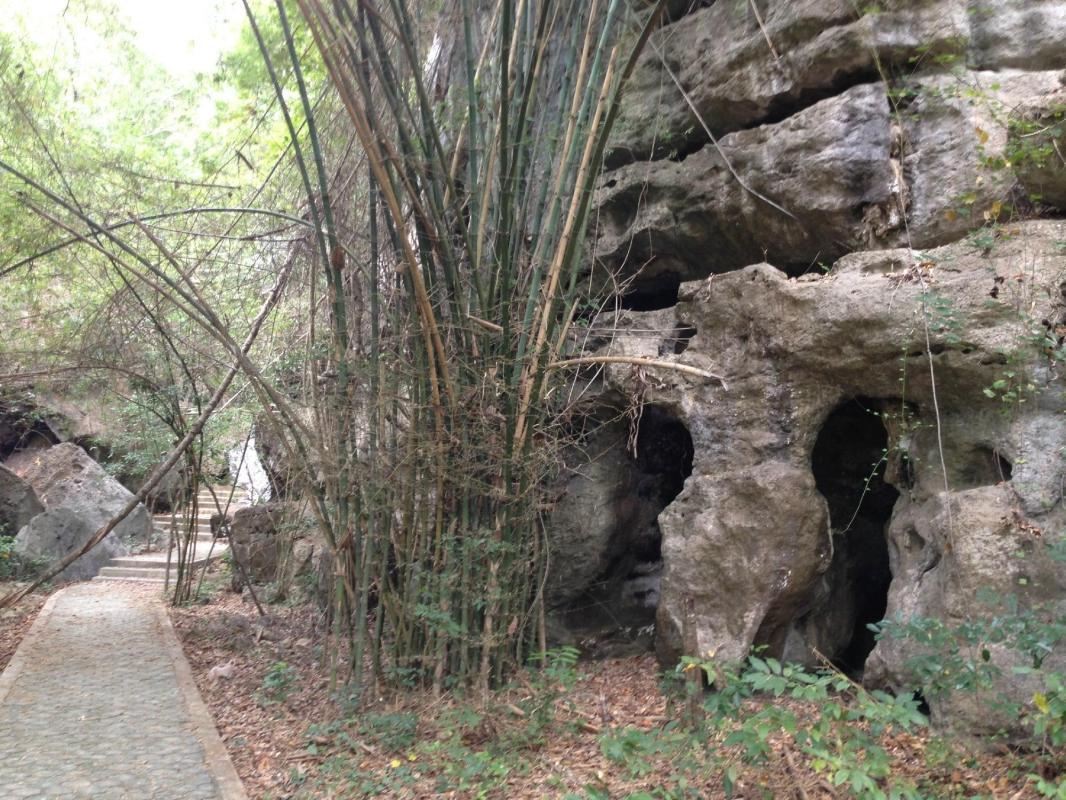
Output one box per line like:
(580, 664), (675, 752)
(561, 406), (694, 654)
(619, 274), (681, 311)
(958, 446), (1013, 488)
(672, 324), (697, 355)
(634, 405), (695, 510)
(0, 408), (59, 461)
(811, 399), (899, 674)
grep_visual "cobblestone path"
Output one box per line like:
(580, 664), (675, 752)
(0, 583), (243, 800)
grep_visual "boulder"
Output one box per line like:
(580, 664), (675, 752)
(0, 465), (43, 537)
(226, 501), (331, 603)
(13, 443), (149, 576)
(15, 507), (126, 582)
(589, 220), (1066, 731)
(229, 504), (286, 585)
(0, 390), (188, 511)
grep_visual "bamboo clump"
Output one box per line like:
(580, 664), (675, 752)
(258, 0), (671, 694)
(0, 0), (672, 696)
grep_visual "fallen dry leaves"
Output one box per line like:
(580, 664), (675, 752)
(170, 586), (1057, 800)
(170, 586), (338, 799)
(0, 581), (51, 672)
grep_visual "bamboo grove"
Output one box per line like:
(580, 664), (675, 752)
(263, 0), (672, 694)
(0, 0), (669, 693)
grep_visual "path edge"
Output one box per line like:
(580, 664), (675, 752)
(0, 587), (63, 706)
(156, 602), (250, 800)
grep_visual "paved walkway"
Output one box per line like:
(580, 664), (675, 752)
(0, 583), (246, 800)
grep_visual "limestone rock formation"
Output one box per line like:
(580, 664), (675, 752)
(280, 529), (331, 605)
(13, 443), (149, 577)
(598, 69), (1066, 291)
(0, 394), (60, 457)
(0, 391), (187, 512)
(227, 501), (330, 603)
(597, 82), (896, 283)
(544, 312), (697, 652)
(254, 414), (303, 498)
(597, 1), (1066, 302)
(0, 465), (43, 536)
(579, 0), (1066, 733)
(588, 221), (1066, 731)
(609, 0), (1066, 168)
(1009, 81), (1066, 210)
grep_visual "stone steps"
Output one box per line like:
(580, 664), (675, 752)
(93, 487), (248, 584)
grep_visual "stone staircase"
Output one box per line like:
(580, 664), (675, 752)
(93, 487), (246, 584)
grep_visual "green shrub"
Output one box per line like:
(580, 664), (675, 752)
(0, 534), (44, 581)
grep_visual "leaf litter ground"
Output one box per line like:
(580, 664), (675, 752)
(170, 586), (1055, 799)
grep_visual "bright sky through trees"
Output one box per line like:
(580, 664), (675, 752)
(1, 0), (242, 79)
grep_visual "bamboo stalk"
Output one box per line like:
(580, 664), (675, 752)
(547, 356), (728, 387)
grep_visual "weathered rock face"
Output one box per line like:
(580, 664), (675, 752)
(226, 501), (330, 603)
(280, 528), (331, 605)
(1009, 83), (1066, 209)
(610, 0), (1066, 167)
(0, 391), (187, 512)
(229, 504), (286, 585)
(254, 415), (301, 498)
(588, 220), (1066, 731)
(0, 465), (43, 536)
(597, 1), (1066, 299)
(582, 3), (1066, 716)
(0, 395), (61, 458)
(598, 82), (896, 283)
(545, 401), (694, 654)
(12, 443), (150, 577)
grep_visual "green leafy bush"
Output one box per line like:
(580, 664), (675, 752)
(0, 534), (44, 581)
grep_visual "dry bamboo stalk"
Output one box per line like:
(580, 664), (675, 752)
(298, 0), (453, 413)
(546, 355), (728, 387)
(513, 49), (621, 450)
(524, 0), (601, 279)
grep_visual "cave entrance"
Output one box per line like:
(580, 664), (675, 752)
(619, 273), (681, 311)
(562, 405), (694, 655)
(811, 399), (899, 674)
(0, 403), (59, 461)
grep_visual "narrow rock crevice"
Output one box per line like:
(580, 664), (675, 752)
(750, 68), (885, 132)
(558, 406), (693, 655)
(810, 399), (899, 676)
